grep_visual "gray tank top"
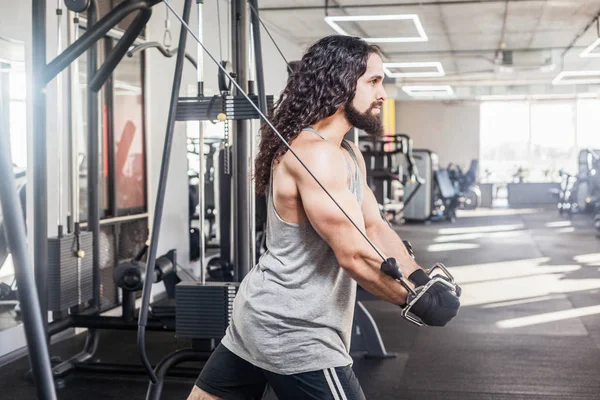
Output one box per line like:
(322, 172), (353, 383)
(221, 127), (363, 374)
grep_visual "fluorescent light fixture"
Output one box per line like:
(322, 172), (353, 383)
(324, 14), (428, 43)
(479, 92), (599, 101)
(479, 94), (528, 101)
(383, 62), (444, 78)
(580, 37), (600, 58)
(402, 85), (454, 97)
(552, 70), (600, 85)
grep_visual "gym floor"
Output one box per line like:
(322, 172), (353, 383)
(1, 207), (599, 399)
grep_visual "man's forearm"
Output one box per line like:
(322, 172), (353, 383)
(367, 221), (422, 278)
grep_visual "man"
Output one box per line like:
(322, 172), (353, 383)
(188, 35), (460, 400)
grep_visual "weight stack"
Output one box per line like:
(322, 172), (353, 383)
(176, 282), (239, 339)
(47, 231), (94, 311)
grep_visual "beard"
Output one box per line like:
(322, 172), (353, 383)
(344, 101), (384, 137)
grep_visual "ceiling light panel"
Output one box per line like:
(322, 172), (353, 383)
(580, 38), (600, 58)
(383, 62), (445, 78)
(324, 14), (428, 43)
(552, 70), (600, 85)
(402, 85), (454, 97)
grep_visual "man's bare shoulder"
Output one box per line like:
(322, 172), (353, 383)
(281, 131), (347, 184)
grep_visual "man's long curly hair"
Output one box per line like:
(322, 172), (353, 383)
(254, 35), (381, 194)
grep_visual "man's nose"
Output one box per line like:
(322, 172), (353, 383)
(377, 86), (388, 102)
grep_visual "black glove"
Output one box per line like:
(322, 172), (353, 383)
(406, 270), (460, 327)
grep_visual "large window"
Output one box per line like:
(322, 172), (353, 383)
(480, 100), (600, 183)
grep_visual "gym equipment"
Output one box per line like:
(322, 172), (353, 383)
(448, 160), (481, 210)
(434, 168), (460, 223)
(404, 150), (460, 222)
(400, 263), (460, 326)
(64, 0), (90, 13)
(557, 170), (579, 216)
(360, 133), (424, 223)
(141, 1), (276, 398)
(46, 0), (95, 313)
(557, 149), (600, 217)
(403, 150), (436, 221)
(25, 0), (199, 387)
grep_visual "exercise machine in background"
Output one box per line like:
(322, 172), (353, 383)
(403, 150), (461, 223)
(447, 159), (481, 210)
(359, 133), (424, 224)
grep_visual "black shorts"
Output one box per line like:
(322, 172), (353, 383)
(196, 343), (366, 400)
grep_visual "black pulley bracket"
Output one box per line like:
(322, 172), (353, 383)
(218, 60), (234, 93)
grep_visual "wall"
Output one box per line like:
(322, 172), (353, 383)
(395, 101), (481, 170)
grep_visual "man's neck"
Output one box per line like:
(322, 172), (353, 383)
(310, 110), (351, 147)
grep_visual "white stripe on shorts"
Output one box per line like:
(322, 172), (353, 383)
(329, 368), (349, 400)
(324, 369), (341, 400)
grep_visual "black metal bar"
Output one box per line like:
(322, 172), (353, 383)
(76, 2), (103, 365)
(32, 0), (49, 341)
(89, 7), (152, 92)
(218, 148), (232, 262)
(249, 0), (266, 115)
(127, 42), (198, 69)
(138, 0), (193, 385)
(44, 0), (149, 85)
(0, 55), (57, 400)
(105, 38), (117, 217)
(87, 0), (101, 315)
(260, 0), (544, 12)
(233, 0), (251, 280)
(47, 315), (74, 337)
(72, 315), (172, 331)
(146, 350), (211, 400)
(122, 291), (137, 322)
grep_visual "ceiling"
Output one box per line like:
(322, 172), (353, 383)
(257, 0), (600, 100)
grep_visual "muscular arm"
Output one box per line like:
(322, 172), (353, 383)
(350, 141), (424, 279)
(288, 139), (410, 306)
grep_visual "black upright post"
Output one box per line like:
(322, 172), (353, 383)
(87, 3), (101, 311)
(32, 0), (49, 335)
(139, 0), (192, 381)
(249, 0), (266, 115)
(218, 150), (231, 264)
(233, 0), (251, 280)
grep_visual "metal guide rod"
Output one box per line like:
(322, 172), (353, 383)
(68, 12), (82, 227)
(56, 0), (64, 232)
(197, 0), (206, 283)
